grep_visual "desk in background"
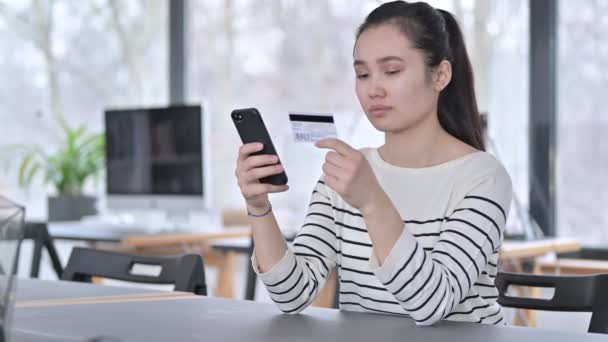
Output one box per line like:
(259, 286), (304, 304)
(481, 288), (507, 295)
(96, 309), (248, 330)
(500, 237), (581, 262)
(28, 220), (585, 305)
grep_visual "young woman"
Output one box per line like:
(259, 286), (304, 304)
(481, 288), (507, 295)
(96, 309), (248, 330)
(234, 1), (511, 326)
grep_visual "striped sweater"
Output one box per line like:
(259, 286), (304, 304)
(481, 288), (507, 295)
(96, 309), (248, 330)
(252, 147), (512, 325)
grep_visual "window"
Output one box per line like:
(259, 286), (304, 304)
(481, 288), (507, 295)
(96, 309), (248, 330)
(557, 0), (608, 245)
(188, 0), (529, 229)
(0, 1), (168, 217)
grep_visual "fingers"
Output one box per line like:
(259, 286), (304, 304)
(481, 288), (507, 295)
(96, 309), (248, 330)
(238, 143), (264, 161)
(242, 154), (279, 172)
(322, 161), (342, 180)
(321, 173), (340, 192)
(236, 143), (289, 201)
(242, 164), (284, 183)
(241, 183), (289, 199)
(324, 148), (366, 176)
(236, 143), (281, 181)
(325, 151), (344, 168)
(315, 138), (355, 157)
(267, 184), (289, 193)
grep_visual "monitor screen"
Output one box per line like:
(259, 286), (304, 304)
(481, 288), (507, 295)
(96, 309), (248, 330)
(105, 105), (203, 196)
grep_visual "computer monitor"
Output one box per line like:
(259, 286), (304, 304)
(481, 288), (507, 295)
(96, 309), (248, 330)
(104, 105), (209, 216)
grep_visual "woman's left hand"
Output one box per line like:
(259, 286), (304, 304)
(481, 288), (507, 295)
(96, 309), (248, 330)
(315, 138), (385, 215)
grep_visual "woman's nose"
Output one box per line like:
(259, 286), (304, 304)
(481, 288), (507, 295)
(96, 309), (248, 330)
(368, 76), (387, 98)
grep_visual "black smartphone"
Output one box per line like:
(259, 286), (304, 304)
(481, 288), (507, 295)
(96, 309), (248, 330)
(231, 108), (288, 185)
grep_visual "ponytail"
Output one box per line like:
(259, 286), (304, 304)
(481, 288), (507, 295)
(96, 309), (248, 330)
(437, 9), (485, 151)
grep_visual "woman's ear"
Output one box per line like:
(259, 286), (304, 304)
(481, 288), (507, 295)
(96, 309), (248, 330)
(433, 60), (452, 91)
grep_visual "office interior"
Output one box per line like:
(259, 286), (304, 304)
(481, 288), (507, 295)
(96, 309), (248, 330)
(0, 0), (607, 340)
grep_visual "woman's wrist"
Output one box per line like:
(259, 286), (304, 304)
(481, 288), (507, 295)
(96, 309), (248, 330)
(360, 189), (390, 217)
(247, 201), (273, 217)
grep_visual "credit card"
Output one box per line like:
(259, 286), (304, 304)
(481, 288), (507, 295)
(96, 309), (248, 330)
(289, 112), (337, 143)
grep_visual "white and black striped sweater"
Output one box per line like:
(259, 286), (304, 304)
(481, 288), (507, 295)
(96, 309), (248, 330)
(252, 148), (512, 325)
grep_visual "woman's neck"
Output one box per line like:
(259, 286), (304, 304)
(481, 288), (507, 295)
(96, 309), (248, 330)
(379, 113), (458, 168)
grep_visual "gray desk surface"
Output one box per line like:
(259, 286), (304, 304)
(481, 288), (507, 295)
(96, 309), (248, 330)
(15, 277), (162, 302)
(48, 222), (150, 243)
(11, 280), (606, 342)
(46, 222), (253, 244)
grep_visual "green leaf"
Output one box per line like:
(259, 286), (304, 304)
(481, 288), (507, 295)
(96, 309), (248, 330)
(18, 151), (36, 187)
(25, 162), (42, 187)
(7, 116), (105, 195)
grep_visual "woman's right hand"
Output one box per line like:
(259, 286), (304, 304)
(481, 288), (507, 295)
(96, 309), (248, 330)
(235, 143), (289, 211)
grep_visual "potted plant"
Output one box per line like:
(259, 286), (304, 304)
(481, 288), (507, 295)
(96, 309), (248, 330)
(10, 117), (105, 221)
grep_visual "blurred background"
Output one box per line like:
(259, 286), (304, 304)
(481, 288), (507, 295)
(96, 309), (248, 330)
(0, 0), (606, 333)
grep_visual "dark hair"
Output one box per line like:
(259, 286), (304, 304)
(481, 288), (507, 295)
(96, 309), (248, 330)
(356, 1), (485, 151)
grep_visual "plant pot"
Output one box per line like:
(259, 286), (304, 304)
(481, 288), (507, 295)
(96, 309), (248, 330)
(47, 195), (97, 222)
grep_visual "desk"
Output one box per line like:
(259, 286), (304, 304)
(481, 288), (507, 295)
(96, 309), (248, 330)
(49, 221), (238, 244)
(500, 238), (582, 261)
(15, 277), (160, 302)
(31, 220), (249, 244)
(48, 224), (128, 243)
(12, 280), (605, 342)
(14, 277), (196, 309)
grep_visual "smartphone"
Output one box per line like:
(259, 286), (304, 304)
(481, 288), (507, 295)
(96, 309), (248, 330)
(231, 108), (288, 185)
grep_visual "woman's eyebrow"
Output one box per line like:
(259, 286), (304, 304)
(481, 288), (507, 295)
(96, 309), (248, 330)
(353, 59), (366, 67)
(377, 56), (405, 64)
(354, 56), (404, 67)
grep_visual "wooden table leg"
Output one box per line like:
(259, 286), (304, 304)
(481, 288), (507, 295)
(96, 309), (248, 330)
(312, 270), (337, 308)
(509, 261), (539, 328)
(525, 263), (542, 327)
(91, 277), (105, 285)
(205, 251), (238, 298)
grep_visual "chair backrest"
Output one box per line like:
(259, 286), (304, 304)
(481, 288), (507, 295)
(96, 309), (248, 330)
(496, 272), (608, 334)
(62, 247), (207, 295)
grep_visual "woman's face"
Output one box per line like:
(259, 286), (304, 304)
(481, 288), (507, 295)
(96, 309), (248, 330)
(353, 24), (443, 134)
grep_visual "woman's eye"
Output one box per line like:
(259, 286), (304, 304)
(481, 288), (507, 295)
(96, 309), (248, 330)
(356, 74), (369, 79)
(386, 70), (401, 75)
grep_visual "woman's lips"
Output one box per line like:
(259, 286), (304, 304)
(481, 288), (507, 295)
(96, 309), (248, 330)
(368, 105), (392, 117)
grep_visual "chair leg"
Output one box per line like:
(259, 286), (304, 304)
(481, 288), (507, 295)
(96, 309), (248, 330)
(244, 256), (257, 300)
(44, 238), (64, 278)
(244, 235), (257, 301)
(30, 239), (44, 278)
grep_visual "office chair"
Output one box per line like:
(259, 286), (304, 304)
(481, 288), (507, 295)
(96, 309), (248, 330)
(62, 247), (207, 295)
(496, 272), (608, 334)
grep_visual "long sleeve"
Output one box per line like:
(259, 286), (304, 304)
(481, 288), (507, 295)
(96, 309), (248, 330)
(368, 166), (512, 325)
(252, 179), (337, 313)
